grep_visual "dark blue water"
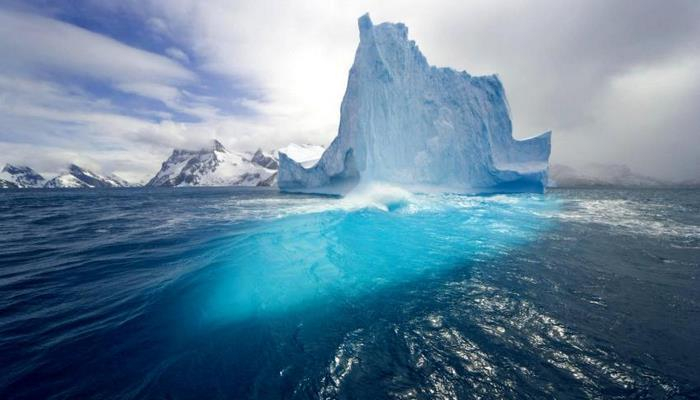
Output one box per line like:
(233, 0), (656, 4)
(1, 187), (698, 399)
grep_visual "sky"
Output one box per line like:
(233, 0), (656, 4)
(0, 0), (698, 183)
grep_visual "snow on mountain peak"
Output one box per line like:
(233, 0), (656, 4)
(147, 141), (278, 187)
(44, 164), (129, 188)
(212, 139), (227, 153)
(251, 149), (279, 170)
(1, 164), (45, 188)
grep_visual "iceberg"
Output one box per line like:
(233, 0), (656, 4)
(279, 14), (551, 195)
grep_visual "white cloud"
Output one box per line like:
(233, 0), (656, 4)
(165, 47), (190, 64)
(146, 16), (169, 36)
(0, 74), (217, 181)
(0, 9), (194, 87)
(0, 7), (227, 180)
(116, 82), (181, 106)
(0, 140), (167, 183)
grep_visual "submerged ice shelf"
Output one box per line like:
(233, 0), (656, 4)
(206, 190), (557, 321)
(279, 14), (551, 195)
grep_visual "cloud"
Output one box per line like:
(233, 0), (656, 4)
(593, 54), (700, 178)
(165, 47), (190, 64)
(146, 16), (169, 35)
(0, 140), (166, 184)
(0, 6), (231, 181)
(0, 9), (194, 86)
(115, 82), (181, 107)
(0, 69), (218, 182)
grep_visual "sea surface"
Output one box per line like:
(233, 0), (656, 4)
(0, 186), (698, 399)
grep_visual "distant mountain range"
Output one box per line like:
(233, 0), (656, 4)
(1, 163), (130, 189)
(44, 164), (130, 188)
(548, 163), (699, 188)
(4, 149), (695, 190)
(1, 141), (325, 189)
(0, 164), (45, 188)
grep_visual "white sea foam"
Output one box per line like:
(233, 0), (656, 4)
(551, 198), (700, 239)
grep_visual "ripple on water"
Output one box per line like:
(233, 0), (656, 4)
(0, 187), (698, 399)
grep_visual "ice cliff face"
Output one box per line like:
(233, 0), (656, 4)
(1, 164), (45, 188)
(44, 164), (129, 188)
(147, 140), (278, 187)
(279, 14), (551, 195)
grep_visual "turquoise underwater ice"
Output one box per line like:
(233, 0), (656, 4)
(203, 188), (557, 322)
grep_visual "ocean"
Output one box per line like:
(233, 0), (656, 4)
(0, 187), (698, 399)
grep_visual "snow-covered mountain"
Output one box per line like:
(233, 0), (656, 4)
(105, 174), (130, 188)
(44, 173), (89, 188)
(251, 149), (279, 170)
(147, 140), (279, 187)
(278, 14), (551, 195)
(1, 164), (45, 188)
(1, 143), (324, 190)
(44, 164), (129, 188)
(0, 178), (17, 188)
(548, 164), (666, 188)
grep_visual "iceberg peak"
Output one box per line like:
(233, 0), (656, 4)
(358, 13), (373, 32)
